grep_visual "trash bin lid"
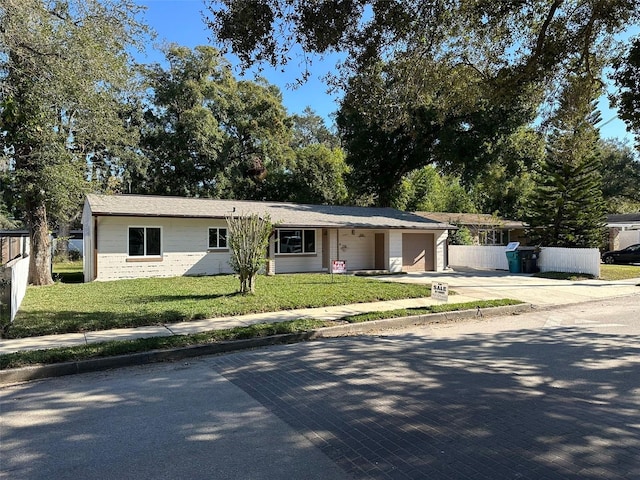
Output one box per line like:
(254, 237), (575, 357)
(505, 241), (520, 252)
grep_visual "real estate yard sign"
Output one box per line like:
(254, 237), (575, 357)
(331, 260), (347, 274)
(431, 281), (449, 302)
(331, 260), (346, 283)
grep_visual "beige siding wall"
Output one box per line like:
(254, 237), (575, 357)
(335, 229), (375, 271)
(95, 217), (233, 281)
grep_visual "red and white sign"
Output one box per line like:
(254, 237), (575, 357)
(331, 260), (347, 274)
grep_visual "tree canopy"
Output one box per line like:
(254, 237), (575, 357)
(611, 35), (640, 149)
(206, 0), (639, 206)
(0, 0), (148, 284)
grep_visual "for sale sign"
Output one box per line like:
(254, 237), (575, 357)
(331, 260), (347, 274)
(431, 282), (449, 302)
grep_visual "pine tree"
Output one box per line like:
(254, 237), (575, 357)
(526, 79), (606, 248)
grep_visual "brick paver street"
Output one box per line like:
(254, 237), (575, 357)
(211, 297), (640, 479)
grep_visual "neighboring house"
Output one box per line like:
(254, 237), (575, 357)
(414, 212), (528, 246)
(82, 194), (454, 281)
(0, 230), (30, 266)
(607, 213), (640, 251)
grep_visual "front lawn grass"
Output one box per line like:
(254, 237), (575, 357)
(5, 273), (432, 338)
(343, 299), (523, 322)
(0, 299), (521, 369)
(52, 260), (84, 283)
(599, 264), (640, 281)
(533, 264), (640, 281)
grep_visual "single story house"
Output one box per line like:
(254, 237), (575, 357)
(82, 194), (454, 281)
(413, 212), (528, 246)
(607, 213), (640, 251)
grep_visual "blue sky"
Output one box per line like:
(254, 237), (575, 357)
(135, 0), (635, 143)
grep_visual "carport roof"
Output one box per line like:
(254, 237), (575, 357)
(85, 194), (454, 230)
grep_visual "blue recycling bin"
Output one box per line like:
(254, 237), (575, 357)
(506, 250), (521, 273)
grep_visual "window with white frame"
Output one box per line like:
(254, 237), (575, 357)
(208, 227), (228, 249)
(277, 229), (316, 254)
(128, 227), (161, 256)
(478, 229), (505, 246)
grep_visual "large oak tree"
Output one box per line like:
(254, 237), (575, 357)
(205, 1), (639, 205)
(0, 0), (147, 284)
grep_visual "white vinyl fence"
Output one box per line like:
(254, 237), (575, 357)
(536, 247), (600, 277)
(449, 246), (509, 270)
(1, 255), (30, 324)
(449, 245), (600, 277)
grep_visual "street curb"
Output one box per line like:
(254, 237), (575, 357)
(0, 303), (533, 385)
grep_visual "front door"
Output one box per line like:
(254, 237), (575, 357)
(322, 229), (330, 270)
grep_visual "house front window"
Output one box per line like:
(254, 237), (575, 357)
(478, 229), (505, 246)
(208, 227), (228, 249)
(128, 227), (161, 257)
(277, 229), (316, 254)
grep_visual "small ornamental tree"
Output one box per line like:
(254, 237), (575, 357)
(226, 213), (272, 294)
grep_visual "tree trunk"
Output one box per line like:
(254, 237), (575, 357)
(27, 199), (54, 286)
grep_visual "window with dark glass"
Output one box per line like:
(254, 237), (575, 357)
(128, 227), (161, 256)
(277, 229), (315, 254)
(208, 228), (228, 249)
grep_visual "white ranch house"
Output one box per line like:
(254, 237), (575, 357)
(82, 194), (453, 281)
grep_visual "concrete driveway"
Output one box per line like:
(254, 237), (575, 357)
(374, 268), (640, 306)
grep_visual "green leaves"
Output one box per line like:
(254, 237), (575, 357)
(225, 213), (273, 294)
(1, 0), (149, 283)
(611, 35), (640, 148)
(525, 80), (606, 248)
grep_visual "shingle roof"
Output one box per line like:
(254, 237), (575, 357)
(86, 194), (453, 230)
(414, 212), (526, 229)
(607, 213), (640, 225)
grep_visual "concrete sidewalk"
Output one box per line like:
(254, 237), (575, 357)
(1, 269), (639, 356)
(0, 294), (481, 355)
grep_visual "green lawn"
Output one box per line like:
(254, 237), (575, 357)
(52, 260), (84, 283)
(534, 264), (640, 281)
(6, 273), (432, 338)
(599, 264), (640, 281)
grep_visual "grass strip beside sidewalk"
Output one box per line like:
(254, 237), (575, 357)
(0, 299), (522, 370)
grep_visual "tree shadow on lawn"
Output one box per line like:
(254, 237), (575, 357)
(134, 292), (243, 303)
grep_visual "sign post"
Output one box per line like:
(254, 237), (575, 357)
(431, 281), (449, 302)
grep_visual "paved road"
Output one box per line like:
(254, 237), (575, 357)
(2, 295), (639, 479)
